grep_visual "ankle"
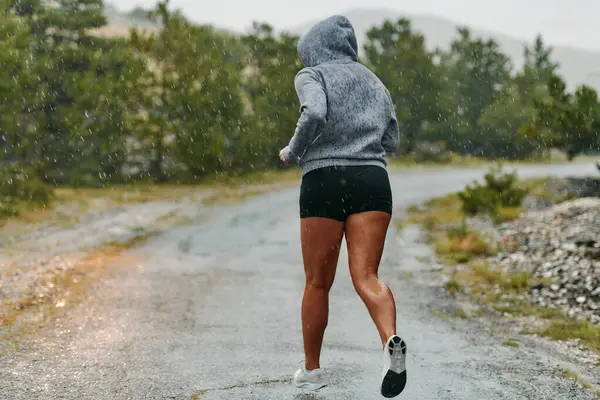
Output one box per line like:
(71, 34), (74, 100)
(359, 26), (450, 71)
(382, 333), (398, 347)
(304, 362), (321, 372)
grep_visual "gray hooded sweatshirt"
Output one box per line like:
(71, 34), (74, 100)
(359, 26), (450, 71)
(281, 15), (400, 176)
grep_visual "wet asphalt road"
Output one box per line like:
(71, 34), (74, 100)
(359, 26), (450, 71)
(2, 164), (599, 400)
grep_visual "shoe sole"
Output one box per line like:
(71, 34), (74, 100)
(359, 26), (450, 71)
(381, 336), (407, 398)
(293, 380), (327, 391)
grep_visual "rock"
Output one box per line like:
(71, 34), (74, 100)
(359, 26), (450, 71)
(488, 196), (600, 325)
(531, 283), (545, 290)
(561, 243), (577, 252)
(572, 233), (597, 247)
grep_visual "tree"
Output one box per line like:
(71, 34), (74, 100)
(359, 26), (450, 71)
(0, 0), (34, 164)
(240, 23), (302, 170)
(524, 34), (559, 84)
(364, 18), (443, 153)
(564, 85), (600, 159)
(476, 35), (560, 161)
(439, 28), (512, 155)
(12, 0), (138, 185)
(75, 39), (146, 183)
(477, 85), (539, 159)
(130, 1), (246, 180)
(533, 74), (600, 160)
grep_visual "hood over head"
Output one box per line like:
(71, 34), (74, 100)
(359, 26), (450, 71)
(297, 15), (358, 67)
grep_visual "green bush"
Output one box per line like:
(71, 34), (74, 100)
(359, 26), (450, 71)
(458, 167), (528, 220)
(0, 164), (55, 218)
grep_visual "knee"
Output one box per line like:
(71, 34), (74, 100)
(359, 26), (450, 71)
(353, 275), (386, 296)
(306, 277), (333, 292)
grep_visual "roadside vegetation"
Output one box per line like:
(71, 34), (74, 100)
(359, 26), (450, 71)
(2, 0), (600, 224)
(401, 168), (600, 360)
(0, 167), (301, 225)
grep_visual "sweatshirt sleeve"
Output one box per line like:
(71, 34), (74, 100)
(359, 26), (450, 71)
(382, 89), (400, 154)
(284, 68), (328, 162)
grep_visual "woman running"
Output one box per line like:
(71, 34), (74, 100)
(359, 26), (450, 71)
(278, 15), (407, 398)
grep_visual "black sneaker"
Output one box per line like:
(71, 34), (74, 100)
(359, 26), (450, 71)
(380, 335), (407, 398)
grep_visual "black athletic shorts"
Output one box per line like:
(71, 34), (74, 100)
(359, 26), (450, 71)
(299, 165), (393, 221)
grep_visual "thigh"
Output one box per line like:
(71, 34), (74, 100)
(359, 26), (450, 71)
(345, 211), (391, 282)
(300, 217), (345, 289)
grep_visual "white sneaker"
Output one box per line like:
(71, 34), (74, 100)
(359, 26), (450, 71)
(380, 335), (407, 398)
(293, 365), (327, 391)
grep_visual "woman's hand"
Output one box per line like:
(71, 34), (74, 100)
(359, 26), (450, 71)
(279, 147), (293, 166)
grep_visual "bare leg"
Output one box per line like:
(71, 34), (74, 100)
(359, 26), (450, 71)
(300, 217), (344, 371)
(345, 211), (397, 346)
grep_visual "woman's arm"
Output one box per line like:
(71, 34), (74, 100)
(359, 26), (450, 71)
(382, 89), (400, 154)
(280, 68), (328, 163)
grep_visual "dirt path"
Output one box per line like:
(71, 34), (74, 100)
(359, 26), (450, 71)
(1, 163), (598, 400)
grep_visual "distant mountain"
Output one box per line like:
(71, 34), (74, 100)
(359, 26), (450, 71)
(103, 3), (156, 29)
(91, 3), (157, 38)
(96, 5), (600, 92)
(286, 9), (600, 92)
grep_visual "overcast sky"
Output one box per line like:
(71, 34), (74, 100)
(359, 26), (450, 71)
(112, 0), (600, 52)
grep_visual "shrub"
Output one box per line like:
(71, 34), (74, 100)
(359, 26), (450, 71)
(0, 164), (55, 218)
(435, 224), (496, 264)
(457, 184), (500, 216)
(458, 167), (528, 221)
(495, 206), (522, 223)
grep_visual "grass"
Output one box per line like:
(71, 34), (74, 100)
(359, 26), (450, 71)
(444, 279), (463, 294)
(503, 337), (520, 348)
(2, 168), (302, 226)
(495, 206), (522, 222)
(404, 178), (600, 358)
(443, 252), (600, 357)
(445, 261), (543, 307)
(399, 190), (511, 269)
(431, 309), (451, 323)
(402, 195), (499, 265)
(56, 168), (301, 205)
(400, 193), (464, 229)
(453, 307), (469, 319)
(531, 319), (600, 353)
(202, 186), (272, 206)
(494, 303), (564, 319)
(389, 153), (489, 168)
(399, 175), (590, 267)
(443, 256), (600, 356)
(522, 177), (580, 204)
(559, 368), (592, 390)
(400, 174), (590, 235)
(435, 230), (499, 264)
(495, 301), (600, 355)
(415, 255), (432, 263)
(389, 152), (598, 170)
(397, 189), (522, 232)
